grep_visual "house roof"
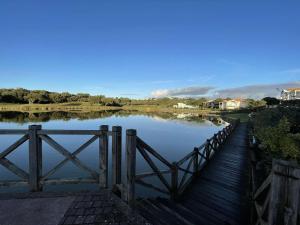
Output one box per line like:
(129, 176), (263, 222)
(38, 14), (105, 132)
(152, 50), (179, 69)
(287, 88), (300, 91)
(222, 99), (241, 103)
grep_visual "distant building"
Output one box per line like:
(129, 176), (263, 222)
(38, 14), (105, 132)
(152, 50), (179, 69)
(219, 99), (248, 110)
(204, 100), (219, 109)
(281, 88), (300, 101)
(173, 103), (197, 109)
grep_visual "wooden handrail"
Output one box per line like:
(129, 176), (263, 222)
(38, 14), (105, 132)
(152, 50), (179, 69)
(0, 124), (120, 193)
(0, 118), (240, 206)
(130, 118), (240, 202)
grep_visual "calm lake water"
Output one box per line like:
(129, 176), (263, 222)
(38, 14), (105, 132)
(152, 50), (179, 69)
(0, 111), (226, 196)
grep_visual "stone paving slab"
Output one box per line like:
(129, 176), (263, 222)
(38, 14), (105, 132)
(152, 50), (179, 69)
(0, 196), (75, 225)
(59, 191), (151, 225)
(0, 191), (151, 225)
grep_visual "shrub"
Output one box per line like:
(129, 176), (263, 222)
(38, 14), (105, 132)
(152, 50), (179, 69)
(253, 107), (300, 161)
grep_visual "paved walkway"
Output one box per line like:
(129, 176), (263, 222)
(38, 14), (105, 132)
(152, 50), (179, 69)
(0, 191), (150, 225)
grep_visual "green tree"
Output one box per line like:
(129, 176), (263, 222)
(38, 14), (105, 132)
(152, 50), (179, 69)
(262, 97), (280, 106)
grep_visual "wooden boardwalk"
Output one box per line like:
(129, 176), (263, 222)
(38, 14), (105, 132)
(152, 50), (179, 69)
(137, 123), (249, 225)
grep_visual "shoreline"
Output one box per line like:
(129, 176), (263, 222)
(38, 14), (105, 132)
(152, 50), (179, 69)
(0, 103), (218, 114)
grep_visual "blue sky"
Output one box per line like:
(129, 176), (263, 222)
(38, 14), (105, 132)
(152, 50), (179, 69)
(0, 0), (299, 98)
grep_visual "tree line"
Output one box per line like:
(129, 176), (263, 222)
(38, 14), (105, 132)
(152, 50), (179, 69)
(0, 88), (210, 106)
(0, 88), (127, 106)
(0, 88), (273, 108)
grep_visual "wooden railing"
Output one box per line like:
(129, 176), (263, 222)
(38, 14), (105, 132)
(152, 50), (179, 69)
(250, 158), (300, 225)
(125, 119), (240, 205)
(0, 125), (123, 192)
(0, 119), (240, 208)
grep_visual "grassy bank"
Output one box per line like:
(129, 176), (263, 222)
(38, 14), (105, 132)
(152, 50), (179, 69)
(222, 112), (250, 123)
(0, 103), (217, 114)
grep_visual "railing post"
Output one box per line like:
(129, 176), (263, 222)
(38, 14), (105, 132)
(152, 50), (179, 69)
(213, 134), (218, 150)
(99, 125), (108, 188)
(171, 162), (178, 200)
(205, 139), (210, 161)
(112, 126), (122, 187)
(193, 148), (199, 178)
(126, 129), (136, 207)
(268, 160), (300, 225)
(28, 125), (42, 191)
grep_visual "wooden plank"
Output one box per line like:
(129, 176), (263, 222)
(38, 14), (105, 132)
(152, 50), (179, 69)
(136, 179), (169, 195)
(40, 134), (99, 179)
(0, 180), (28, 187)
(99, 125), (109, 188)
(178, 175), (194, 196)
(151, 200), (195, 225)
(136, 137), (172, 168)
(0, 129), (29, 135)
(41, 135), (98, 180)
(28, 125), (42, 191)
(138, 199), (171, 225)
(254, 173), (272, 199)
(171, 162), (178, 200)
(177, 151), (195, 166)
(37, 130), (103, 135)
(193, 148), (199, 177)
(157, 198), (216, 225)
(126, 129), (137, 206)
(0, 134), (29, 159)
(136, 170), (171, 180)
(0, 158), (29, 180)
(136, 144), (171, 192)
(41, 177), (97, 185)
(268, 160), (300, 225)
(178, 157), (194, 191)
(112, 126), (122, 186)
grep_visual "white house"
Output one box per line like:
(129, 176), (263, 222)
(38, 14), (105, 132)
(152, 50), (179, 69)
(173, 103), (197, 109)
(281, 88), (300, 101)
(219, 99), (247, 110)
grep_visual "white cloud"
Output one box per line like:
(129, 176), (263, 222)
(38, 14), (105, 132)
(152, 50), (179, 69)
(150, 81), (300, 99)
(151, 86), (214, 98)
(214, 81), (300, 99)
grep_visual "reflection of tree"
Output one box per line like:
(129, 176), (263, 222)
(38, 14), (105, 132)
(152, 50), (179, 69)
(0, 110), (222, 125)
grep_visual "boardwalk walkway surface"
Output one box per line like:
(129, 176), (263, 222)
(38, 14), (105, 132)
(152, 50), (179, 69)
(0, 191), (150, 225)
(137, 123), (249, 225)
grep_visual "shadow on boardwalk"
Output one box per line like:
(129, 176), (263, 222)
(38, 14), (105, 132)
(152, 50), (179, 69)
(137, 123), (250, 225)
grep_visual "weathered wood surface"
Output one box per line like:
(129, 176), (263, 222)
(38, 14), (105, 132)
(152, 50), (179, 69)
(126, 129), (137, 206)
(0, 125), (114, 189)
(137, 123), (250, 225)
(254, 160), (300, 225)
(132, 122), (236, 202)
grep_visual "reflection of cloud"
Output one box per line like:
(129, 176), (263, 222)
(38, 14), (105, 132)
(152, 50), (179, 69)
(214, 81), (300, 99)
(151, 86), (214, 98)
(151, 116), (169, 123)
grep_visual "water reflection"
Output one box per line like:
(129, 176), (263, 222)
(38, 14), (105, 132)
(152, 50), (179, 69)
(0, 110), (225, 126)
(0, 110), (226, 195)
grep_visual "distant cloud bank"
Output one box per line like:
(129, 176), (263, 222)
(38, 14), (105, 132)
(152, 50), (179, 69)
(150, 81), (300, 99)
(151, 86), (214, 98)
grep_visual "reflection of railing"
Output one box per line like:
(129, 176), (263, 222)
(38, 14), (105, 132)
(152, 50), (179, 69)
(126, 119), (240, 205)
(0, 125), (123, 192)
